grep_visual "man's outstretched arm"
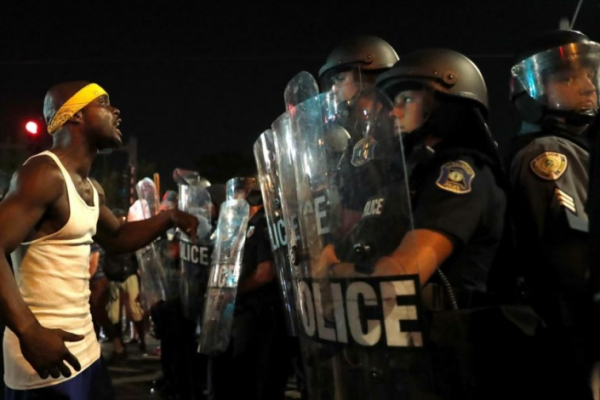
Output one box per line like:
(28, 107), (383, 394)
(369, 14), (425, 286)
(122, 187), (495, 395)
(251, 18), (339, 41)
(94, 195), (198, 254)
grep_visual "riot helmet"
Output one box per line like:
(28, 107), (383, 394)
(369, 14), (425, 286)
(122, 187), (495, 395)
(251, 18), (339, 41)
(510, 29), (600, 124)
(319, 35), (399, 102)
(376, 48), (496, 158)
(377, 48), (488, 118)
(226, 176), (263, 206)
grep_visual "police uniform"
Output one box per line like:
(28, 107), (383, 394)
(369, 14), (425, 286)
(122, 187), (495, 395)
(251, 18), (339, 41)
(318, 140), (512, 399)
(344, 144), (506, 307)
(151, 232), (213, 400)
(412, 146), (506, 303)
(211, 209), (290, 400)
(508, 117), (594, 399)
(588, 117), (600, 297)
(509, 118), (589, 320)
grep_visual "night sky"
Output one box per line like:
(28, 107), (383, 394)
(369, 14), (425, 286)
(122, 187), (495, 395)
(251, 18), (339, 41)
(1, 0), (599, 192)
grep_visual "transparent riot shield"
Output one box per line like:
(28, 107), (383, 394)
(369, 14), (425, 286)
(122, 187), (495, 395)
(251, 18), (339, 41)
(178, 182), (213, 322)
(173, 168), (211, 188)
(134, 178), (167, 311)
(284, 71), (320, 112)
(254, 128), (300, 336)
(275, 84), (429, 399)
(197, 199), (250, 355)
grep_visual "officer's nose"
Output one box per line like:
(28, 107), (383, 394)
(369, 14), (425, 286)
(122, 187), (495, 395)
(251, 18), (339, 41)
(390, 105), (404, 119)
(580, 76), (597, 97)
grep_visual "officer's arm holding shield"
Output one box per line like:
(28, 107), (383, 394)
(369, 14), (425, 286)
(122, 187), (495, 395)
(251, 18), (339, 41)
(372, 230), (453, 284)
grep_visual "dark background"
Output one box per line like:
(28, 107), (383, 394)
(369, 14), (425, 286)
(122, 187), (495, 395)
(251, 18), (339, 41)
(1, 0), (599, 194)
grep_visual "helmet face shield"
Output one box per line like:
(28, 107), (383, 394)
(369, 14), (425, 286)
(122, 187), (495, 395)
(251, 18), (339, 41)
(511, 40), (600, 112)
(320, 67), (375, 104)
(334, 86), (397, 167)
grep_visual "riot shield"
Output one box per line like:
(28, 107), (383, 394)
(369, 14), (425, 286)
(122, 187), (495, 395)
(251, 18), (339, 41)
(284, 71), (320, 112)
(197, 199), (250, 355)
(273, 84), (430, 399)
(177, 180), (213, 322)
(173, 168), (211, 188)
(134, 178), (168, 311)
(254, 129), (300, 336)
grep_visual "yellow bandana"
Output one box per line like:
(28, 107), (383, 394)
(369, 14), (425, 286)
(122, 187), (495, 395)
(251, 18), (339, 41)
(47, 83), (108, 134)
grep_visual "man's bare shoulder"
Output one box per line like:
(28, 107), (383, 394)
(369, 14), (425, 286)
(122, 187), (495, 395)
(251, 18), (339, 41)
(0, 156), (66, 248)
(9, 155), (65, 204)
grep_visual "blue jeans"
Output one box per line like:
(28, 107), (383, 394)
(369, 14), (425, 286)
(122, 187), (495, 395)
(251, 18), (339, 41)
(5, 357), (115, 400)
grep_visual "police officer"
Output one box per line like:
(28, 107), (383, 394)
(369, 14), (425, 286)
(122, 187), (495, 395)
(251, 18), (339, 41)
(210, 175), (291, 400)
(333, 48), (507, 298)
(315, 48), (512, 398)
(508, 29), (600, 399)
(317, 36), (400, 221)
(319, 35), (399, 100)
(151, 184), (218, 400)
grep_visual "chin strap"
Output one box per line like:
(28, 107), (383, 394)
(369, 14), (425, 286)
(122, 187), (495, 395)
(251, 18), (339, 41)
(543, 107), (597, 127)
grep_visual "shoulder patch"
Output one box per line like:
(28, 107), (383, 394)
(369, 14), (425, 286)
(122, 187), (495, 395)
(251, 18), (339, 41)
(530, 152), (568, 181)
(246, 226), (255, 238)
(436, 160), (475, 194)
(351, 137), (377, 167)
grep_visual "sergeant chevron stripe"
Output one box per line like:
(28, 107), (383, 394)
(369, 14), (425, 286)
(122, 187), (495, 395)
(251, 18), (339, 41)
(554, 188), (576, 213)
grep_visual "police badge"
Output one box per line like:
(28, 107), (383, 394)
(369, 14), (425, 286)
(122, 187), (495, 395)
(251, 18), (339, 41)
(246, 225), (255, 238)
(530, 152), (568, 181)
(436, 160), (475, 194)
(351, 137), (377, 167)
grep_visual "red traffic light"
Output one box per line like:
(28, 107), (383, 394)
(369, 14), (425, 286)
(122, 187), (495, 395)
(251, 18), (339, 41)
(25, 121), (39, 135)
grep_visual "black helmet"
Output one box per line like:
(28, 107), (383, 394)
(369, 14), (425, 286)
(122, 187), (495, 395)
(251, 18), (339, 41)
(375, 48), (500, 163)
(510, 29), (600, 124)
(319, 35), (399, 90)
(376, 48), (488, 116)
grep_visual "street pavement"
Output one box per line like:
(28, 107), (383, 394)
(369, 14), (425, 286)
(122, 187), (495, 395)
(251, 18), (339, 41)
(102, 337), (162, 399)
(102, 336), (302, 400)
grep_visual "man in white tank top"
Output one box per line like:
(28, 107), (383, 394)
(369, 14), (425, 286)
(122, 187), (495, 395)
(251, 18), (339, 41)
(0, 81), (199, 399)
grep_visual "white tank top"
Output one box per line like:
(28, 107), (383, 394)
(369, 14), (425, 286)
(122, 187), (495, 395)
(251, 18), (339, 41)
(4, 151), (101, 390)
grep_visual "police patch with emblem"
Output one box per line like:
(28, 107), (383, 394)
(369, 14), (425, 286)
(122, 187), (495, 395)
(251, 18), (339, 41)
(351, 137), (377, 167)
(436, 160), (475, 194)
(246, 226), (255, 238)
(530, 152), (568, 181)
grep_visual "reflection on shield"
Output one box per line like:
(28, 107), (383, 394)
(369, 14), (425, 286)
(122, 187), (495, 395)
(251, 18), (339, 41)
(198, 199), (250, 355)
(177, 181), (213, 323)
(254, 128), (301, 336)
(133, 178), (167, 312)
